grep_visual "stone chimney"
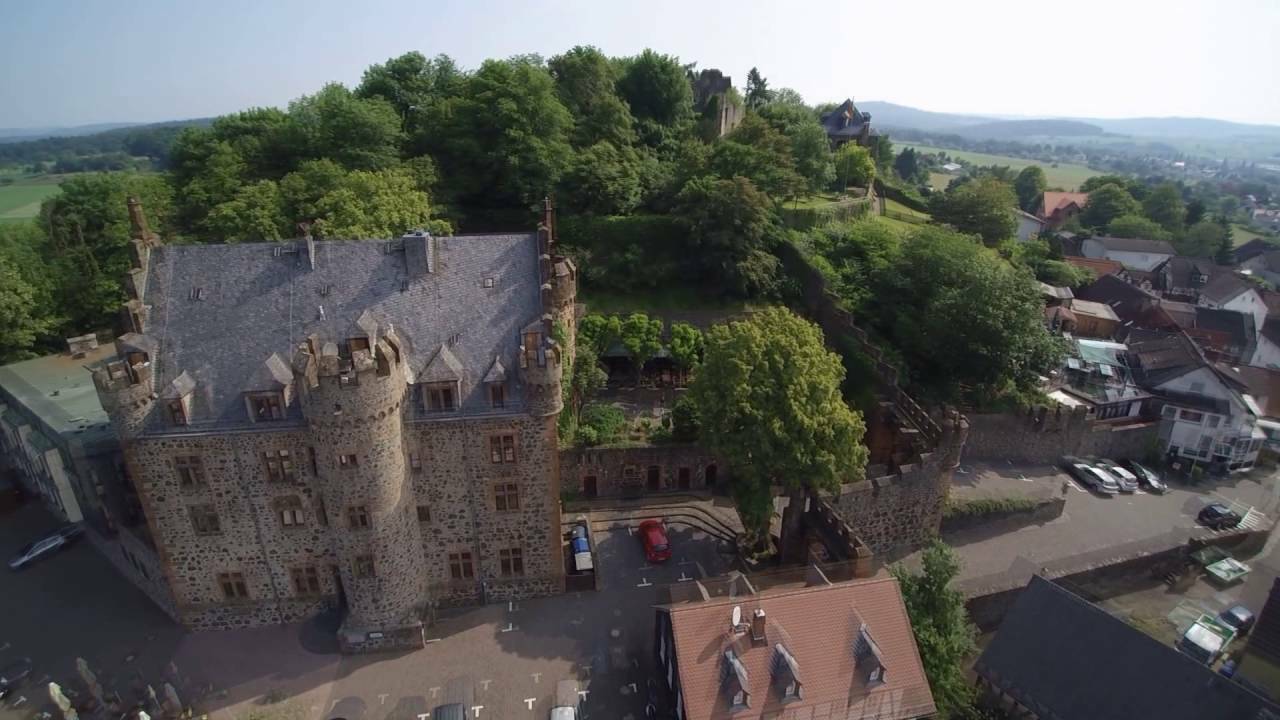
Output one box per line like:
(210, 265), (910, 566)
(751, 608), (767, 643)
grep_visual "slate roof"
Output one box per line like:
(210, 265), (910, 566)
(820, 99), (873, 139)
(975, 575), (1280, 720)
(138, 234), (542, 431)
(1157, 255), (1219, 291)
(1093, 235), (1178, 255)
(1219, 365), (1280, 418)
(663, 576), (935, 720)
(1125, 328), (1206, 386)
(1236, 238), (1277, 265)
(1200, 272), (1256, 305)
(1074, 273), (1157, 323)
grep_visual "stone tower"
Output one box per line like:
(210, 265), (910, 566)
(293, 328), (429, 649)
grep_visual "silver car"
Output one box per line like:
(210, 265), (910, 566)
(8, 524), (82, 570)
(1097, 460), (1139, 492)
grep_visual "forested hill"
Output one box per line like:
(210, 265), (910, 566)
(0, 119), (210, 171)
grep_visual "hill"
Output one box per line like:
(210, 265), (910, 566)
(0, 122), (143, 143)
(0, 118), (211, 171)
(1081, 116), (1280, 139)
(948, 119), (1105, 139)
(858, 101), (994, 131)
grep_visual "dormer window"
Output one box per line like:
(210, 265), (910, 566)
(490, 384), (506, 409)
(425, 383), (456, 412)
(784, 679), (800, 699)
(855, 623), (887, 687)
(348, 337), (371, 355)
(247, 392), (284, 422)
(167, 400), (187, 426)
(723, 649), (750, 710)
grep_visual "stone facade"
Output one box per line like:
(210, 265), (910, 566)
(559, 444), (723, 499)
(90, 198), (576, 651)
(964, 406), (1159, 464)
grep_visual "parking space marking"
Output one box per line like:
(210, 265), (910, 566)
(677, 557), (693, 566)
(379, 694), (389, 705)
(480, 679), (493, 691)
(531, 672), (541, 683)
(330, 700), (339, 712)
(508, 600), (518, 612)
(637, 578), (652, 588)
(429, 686), (441, 698)
(524, 698), (536, 710)
(471, 705), (483, 717)
(501, 622), (516, 633)
(426, 637), (442, 643)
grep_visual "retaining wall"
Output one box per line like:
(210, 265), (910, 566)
(964, 407), (1158, 464)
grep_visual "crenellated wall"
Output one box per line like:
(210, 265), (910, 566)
(964, 406), (1159, 464)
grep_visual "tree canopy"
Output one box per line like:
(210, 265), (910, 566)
(674, 175), (779, 297)
(1013, 166), (1047, 212)
(834, 144), (876, 189)
(689, 307), (867, 558)
(928, 177), (1017, 246)
(1080, 182), (1141, 229)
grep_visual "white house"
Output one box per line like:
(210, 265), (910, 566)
(1014, 209), (1046, 242)
(1198, 273), (1267, 332)
(1081, 236), (1177, 272)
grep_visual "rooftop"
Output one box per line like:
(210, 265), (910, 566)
(976, 576), (1279, 720)
(0, 343), (116, 449)
(1200, 271), (1255, 305)
(1070, 298), (1120, 323)
(135, 233), (543, 432)
(1040, 191), (1089, 219)
(1092, 235), (1178, 255)
(1064, 255), (1124, 278)
(662, 576), (935, 720)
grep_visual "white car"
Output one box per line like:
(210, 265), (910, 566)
(1078, 464), (1121, 495)
(1097, 460), (1139, 493)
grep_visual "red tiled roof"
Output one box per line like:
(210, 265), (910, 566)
(1064, 256), (1123, 277)
(1040, 191), (1090, 219)
(665, 577), (936, 720)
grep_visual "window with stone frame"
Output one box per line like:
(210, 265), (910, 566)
(493, 482), (520, 512)
(247, 392), (285, 422)
(489, 383), (506, 409)
(347, 505), (370, 529)
(263, 449), (297, 482)
(174, 455), (206, 488)
(408, 452), (423, 474)
(337, 453), (358, 469)
(490, 434), (517, 464)
(167, 399), (188, 426)
(425, 383), (457, 412)
(353, 554), (376, 579)
(189, 504), (221, 535)
(416, 505), (431, 522)
(217, 571), (249, 600)
(290, 565), (322, 595)
(499, 547), (524, 577)
(278, 496), (306, 527)
(448, 551), (474, 580)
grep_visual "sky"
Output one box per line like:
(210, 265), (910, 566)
(2, 0), (1278, 129)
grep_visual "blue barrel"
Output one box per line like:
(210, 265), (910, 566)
(571, 536), (590, 555)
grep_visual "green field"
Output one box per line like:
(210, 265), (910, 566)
(1232, 223), (1275, 247)
(885, 198), (929, 219)
(0, 178), (62, 223)
(902, 143), (1099, 191)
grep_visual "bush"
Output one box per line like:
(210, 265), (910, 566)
(779, 196), (872, 230)
(942, 495), (1041, 521)
(578, 403), (626, 446)
(558, 214), (692, 293)
(671, 394), (701, 442)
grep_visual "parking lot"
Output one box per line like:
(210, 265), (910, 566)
(0, 499), (735, 720)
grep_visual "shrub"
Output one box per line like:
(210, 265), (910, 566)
(942, 495), (1041, 520)
(578, 403), (626, 446)
(671, 394), (701, 442)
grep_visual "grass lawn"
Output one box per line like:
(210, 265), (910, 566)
(902, 143), (1098, 190)
(927, 171), (954, 191)
(885, 198), (930, 219)
(0, 177), (63, 223)
(875, 214), (921, 236)
(580, 285), (750, 316)
(1232, 223), (1275, 247)
(786, 192), (851, 209)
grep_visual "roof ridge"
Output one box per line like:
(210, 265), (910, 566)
(666, 574), (901, 612)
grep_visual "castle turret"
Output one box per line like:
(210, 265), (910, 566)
(294, 327), (429, 649)
(92, 335), (159, 442)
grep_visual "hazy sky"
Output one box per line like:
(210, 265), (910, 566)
(2, 0), (1278, 128)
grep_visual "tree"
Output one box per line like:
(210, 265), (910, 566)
(1107, 214), (1169, 241)
(578, 313), (622, 356)
(616, 49), (694, 128)
(1215, 217), (1235, 265)
(0, 254), (56, 363)
(569, 347), (608, 421)
(620, 312), (663, 383)
(1079, 182), (1140, 230)
(689, 307), (867, 558)
(356, 51), (465, 133)
(674, 176), (779, 297)
(710, 115), (805, 200)
(744, 67), (772, 109)
(548, 46), (636, 147)
(894, 148), (923, 185)
(668, 322), (704, 371)
(1185, 197), (1207, 226)
(870, 225), (1064, 403)
(870, 135), (894, 174)
(1180, 219), (1226, 257)
(278, 161), (449, 239)
(283, 83), (405, 171)
(1079, 174), (1134, 193)
(204, 180), (287, 242)
(928, 177), (1018, 246)
(1142, 182), (1186, 233)
(757, 102), (834, 194)
(833, 144), (875, 189)
(891, 541), (978, 719)
(1013, 166), (1047, 212)
(558, 142), (644, 215)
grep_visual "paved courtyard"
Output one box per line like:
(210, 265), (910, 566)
(939, 461), (1280, 595)
(0, 500), (733, 720)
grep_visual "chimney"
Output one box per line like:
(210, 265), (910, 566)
(403, 230), (434, 278)
(298, 222), (316, 270)
(127, 196), (151, 243)
(751, 608), (767, 643)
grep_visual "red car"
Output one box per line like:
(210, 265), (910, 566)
(638, 519), (671, 563)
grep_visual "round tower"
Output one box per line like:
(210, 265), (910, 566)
(295, 334), (428, 646)
(519, 320), (565, 418)
(92, 341), (158, 442)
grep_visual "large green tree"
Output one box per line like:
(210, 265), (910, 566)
(558, 142), (645, 215)
(928, 176), (1018, 246)
(833, 143), (876, 190)
(743, 67), (772, 109)
(710, 115), (805, 200)
(689, 307), (867, 559)
(616, 49), (694, 129)
(892, 541), (978, 719)
(548, 46), (636, 148)
(355, 51), (465, 132)
(1107, 213), (1170, 241)
(620, 312), (663, 383)
(1181, 219), (1227, 257)
(0, 254), (55, 363)
(1080, 182), (1141, 230)
(1013, 166), (1047, 212)
(283, 83), (405, 171)
(757, 102), (835, 194)
(894, 147), (924, 185)
(673, 175), (779, 297)
(1142, 182), (1187, 234)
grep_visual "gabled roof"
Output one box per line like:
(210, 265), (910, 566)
(1039, 191), (1089, 219)
(820, 99), (873, 139)
(1156, 255), (1219, 291)
(1200, 271), (1256, 305)
(1069, 299), (1119, 323)
(137, 234), (542, 429)
(1064, 255), (1123, 278)
(421, 344), (464, 383)
(1074, 274), (1156, 324)
(1219, 364), (1280, 418)
(663, 576), (935, 720)
(1193, 306), (1257, 354)
(976, 576), (1280, 720)
(1092, 235), (1177, 255)
(1235, 237), (1277, 264)
(1125, 328), (1206, 387)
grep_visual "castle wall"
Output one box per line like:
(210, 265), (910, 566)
(833, 451), (952, 562)
(559, 444), (722, 498)
(964, 407), (1159, 464)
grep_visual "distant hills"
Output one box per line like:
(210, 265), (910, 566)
(0, 122), (145, 144)
(859, 101), (1280, 141)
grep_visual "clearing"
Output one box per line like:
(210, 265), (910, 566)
(0, 176), (63, 223)
(1233, 223), (1274, 247)
(901, 143), (1098, 191)
(885, 198), (930, 219)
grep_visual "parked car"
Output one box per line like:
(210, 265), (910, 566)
(1198, 503), (1244, 530)
(1096, 459), (1139, 492)
(430, 704), (467, 720)
(1121, 459), (1166, 493)
(0, 657), (33, 700)
(551, 679), (582, 720)
(8, 524), (83, 570)
(1060, 457), (1118, 495)
(1220, 605), (1256, 636)
(1177, 619), (1229, 665)
(638, 519), (672, 563)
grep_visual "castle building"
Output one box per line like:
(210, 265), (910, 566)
(90, 198), (576, 652)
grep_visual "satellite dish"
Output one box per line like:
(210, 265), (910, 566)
(731, 605), (742, 627)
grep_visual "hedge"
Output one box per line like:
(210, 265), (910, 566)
(873, 178), (930, 213)
(942, 495), (1041, 520)
(779, 197), (873, 230)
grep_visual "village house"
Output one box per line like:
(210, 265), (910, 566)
(1013, 208), (1046, 241)
(655, 574), (936, 720)
(1047, 338), (1146, 422)
(820, 99), (877, 149)
(1080, 236), (1177, 272)
(1036, 191), (1089, 230)
(81, 198), (577, 652)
